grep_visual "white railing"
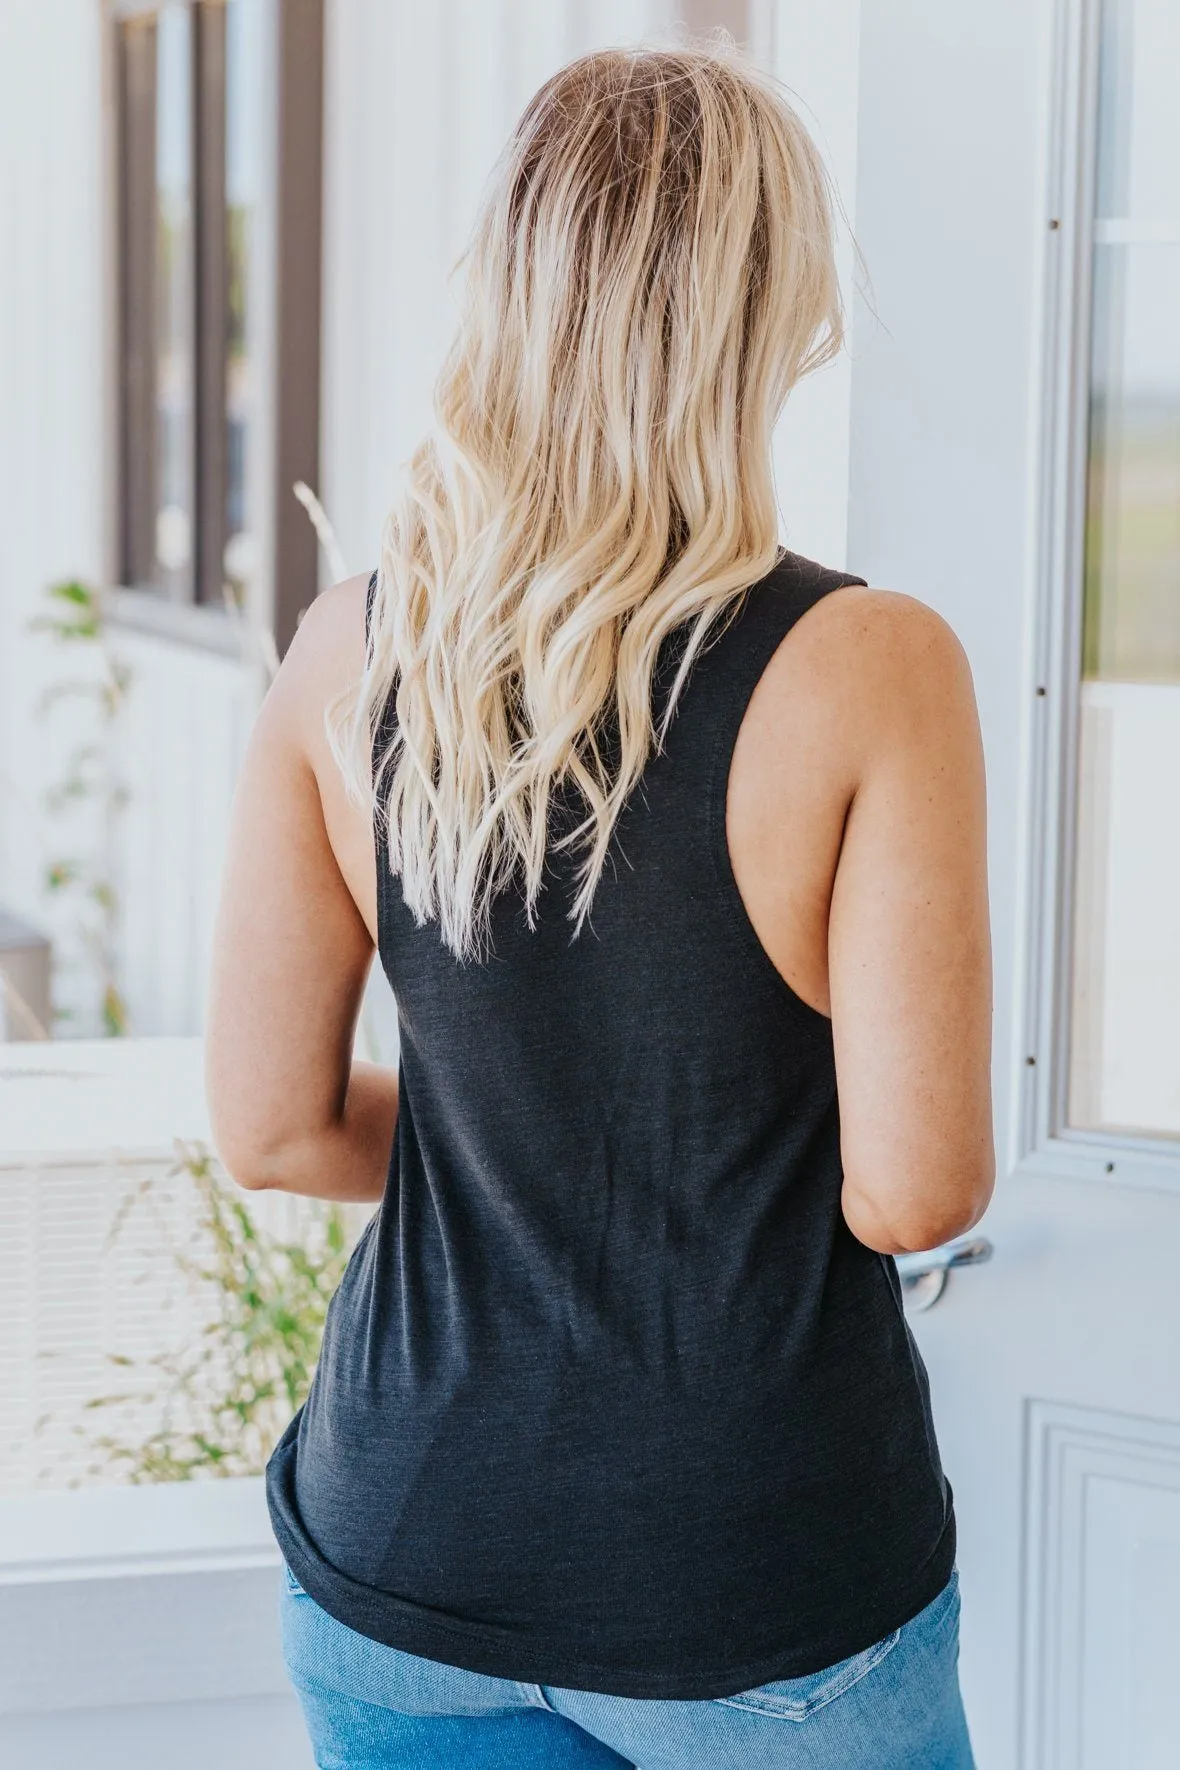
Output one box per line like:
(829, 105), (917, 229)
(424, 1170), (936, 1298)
(0, 1037), (375, 1496)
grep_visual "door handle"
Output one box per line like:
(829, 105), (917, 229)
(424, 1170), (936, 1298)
(895, 1235), (993, 1312)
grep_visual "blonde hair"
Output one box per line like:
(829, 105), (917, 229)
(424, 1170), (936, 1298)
(331, 44), (845, 959)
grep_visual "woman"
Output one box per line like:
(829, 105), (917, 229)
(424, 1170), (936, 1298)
(207, 44), (992, 1770)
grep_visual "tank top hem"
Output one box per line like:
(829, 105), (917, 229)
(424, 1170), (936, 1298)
(266, 1418), (955, 1701)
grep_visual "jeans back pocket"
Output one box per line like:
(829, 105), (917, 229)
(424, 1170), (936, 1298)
(714, 1626), (902, 1721)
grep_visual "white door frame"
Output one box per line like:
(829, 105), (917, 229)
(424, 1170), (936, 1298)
(1016, 0), (1180, 1198)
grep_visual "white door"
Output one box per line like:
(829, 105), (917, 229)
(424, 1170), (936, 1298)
(847, 1), (1180, 1766)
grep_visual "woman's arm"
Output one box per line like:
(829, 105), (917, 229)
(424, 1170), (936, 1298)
(827, 593), (995, 1255)
(205, 577), (397, 1200)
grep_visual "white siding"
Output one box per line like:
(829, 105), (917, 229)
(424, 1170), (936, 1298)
(321, 0), (681, 582)
(0, 1), (108, 1021)
(107, 629), (262, 1037)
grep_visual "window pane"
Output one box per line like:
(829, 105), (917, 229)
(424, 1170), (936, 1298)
(154, 2), (195, 598)
(116, 4), (197, 601)
(1067, 0), (1180, 1140)
(1082, 243), (1180, 682)
(1069, 683), (1180, 1137)
(223, 0), (262, 600)
(1094, 0), (1180, 223)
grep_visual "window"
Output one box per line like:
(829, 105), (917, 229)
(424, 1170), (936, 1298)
(1065, 0), (1180, 1143)
(113, 0), (323, 649)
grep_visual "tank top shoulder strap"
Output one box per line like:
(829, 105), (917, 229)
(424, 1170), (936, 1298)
(362, 551), (868, 895)
(599, 548), (864, 1011)
(364, 551), (865, 752)
(654, 548), (868, 776)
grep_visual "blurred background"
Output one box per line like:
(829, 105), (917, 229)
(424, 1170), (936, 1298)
(0, 2), (1176, 1766)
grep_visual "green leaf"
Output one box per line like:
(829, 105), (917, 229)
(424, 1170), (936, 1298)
(49, 580), (96, 609)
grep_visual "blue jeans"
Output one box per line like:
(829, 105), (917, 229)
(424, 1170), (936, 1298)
(280, 1565), (974, 1768)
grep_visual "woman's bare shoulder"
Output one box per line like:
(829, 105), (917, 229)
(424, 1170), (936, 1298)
(287, 572), (373, 677)
(262, 573), (373, 754)
(787, 583), (972, 680)
(761, 583), (978, 761)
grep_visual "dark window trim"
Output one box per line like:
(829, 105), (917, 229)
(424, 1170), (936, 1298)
(107, 586), (248, 658)
(272, 0), (325, 655)
(115, 14), (160, 592)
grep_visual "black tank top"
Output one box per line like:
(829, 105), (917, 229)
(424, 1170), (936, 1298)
(266, 549), (956, 1700)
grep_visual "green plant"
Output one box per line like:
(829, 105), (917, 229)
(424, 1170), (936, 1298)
(82, 1140), (359, 1482)
(31, 578), (130, 1036)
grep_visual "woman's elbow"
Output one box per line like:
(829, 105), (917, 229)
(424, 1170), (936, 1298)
(205, 1054), (305, 1192)
(841, 1158), (995, 1257)
(207, 1129), (283, 1193)
(205, 1092), (295, 1193)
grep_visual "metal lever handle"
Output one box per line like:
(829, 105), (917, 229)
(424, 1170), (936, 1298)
(895, 1234), (993, 1312)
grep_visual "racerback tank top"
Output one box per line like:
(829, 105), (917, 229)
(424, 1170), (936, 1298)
(266, 548), (956, 1701)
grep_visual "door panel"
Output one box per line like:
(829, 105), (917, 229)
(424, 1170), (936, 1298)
(908, 1174), (1180, 1769)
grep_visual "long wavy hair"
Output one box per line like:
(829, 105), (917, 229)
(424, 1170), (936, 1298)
(330, 44), (846, 960)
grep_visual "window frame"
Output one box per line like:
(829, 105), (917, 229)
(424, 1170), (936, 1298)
(1017, 0), (1180, 1195)
(107, 0), (324, 658)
